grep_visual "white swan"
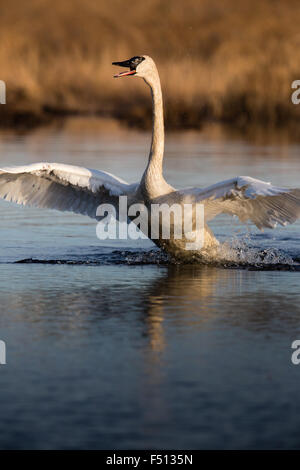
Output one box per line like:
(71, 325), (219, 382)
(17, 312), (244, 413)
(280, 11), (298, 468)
(0, 55), (299, 259)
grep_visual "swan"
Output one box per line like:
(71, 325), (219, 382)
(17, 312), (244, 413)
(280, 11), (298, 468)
(0, 55), (299, 259)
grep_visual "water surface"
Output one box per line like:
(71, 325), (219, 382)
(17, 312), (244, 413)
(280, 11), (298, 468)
(0, 126), (299, 449)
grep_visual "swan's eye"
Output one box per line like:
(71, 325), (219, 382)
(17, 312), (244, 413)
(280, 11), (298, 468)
(129, 56), (145, 70)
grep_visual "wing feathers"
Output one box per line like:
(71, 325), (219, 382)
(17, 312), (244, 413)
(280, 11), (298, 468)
(0, 162), (136, 219)
(180, 176), (300, 229)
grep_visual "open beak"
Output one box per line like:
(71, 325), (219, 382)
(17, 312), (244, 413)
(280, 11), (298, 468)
(112, 60), (136, 78)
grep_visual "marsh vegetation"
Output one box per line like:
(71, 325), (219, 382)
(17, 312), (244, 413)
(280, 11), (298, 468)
(0, 0), (300, 132)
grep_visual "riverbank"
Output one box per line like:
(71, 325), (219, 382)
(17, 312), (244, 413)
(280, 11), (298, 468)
(0, 0), (300, 133)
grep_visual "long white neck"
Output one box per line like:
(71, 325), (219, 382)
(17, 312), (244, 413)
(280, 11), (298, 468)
(140, 71), (172, 199)
(148, 74), (164, 174)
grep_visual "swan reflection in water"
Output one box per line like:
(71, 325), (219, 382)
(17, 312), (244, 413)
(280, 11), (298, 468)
(4, 263), (299, 357)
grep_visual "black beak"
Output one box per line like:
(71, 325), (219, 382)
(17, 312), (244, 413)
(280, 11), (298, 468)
(112, 60), (133, 69)
(112, 59), (137, 78)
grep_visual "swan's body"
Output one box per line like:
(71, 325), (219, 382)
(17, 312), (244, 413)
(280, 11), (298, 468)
(0, 55), (299, 259)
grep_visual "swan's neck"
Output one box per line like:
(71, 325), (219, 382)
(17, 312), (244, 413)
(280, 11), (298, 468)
(140, 73), (171, 199)
(148, 76), (164, 174)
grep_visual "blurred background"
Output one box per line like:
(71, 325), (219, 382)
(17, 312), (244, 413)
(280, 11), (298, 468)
(0, 0), (300, 135)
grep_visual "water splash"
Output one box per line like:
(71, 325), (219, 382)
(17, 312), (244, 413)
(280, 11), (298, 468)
(186, 232), (297, 269)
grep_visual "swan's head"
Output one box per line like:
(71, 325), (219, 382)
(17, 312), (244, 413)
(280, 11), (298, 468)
(112, 55), (157, 82)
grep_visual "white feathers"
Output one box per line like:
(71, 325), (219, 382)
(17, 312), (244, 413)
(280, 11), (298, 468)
(0, 163), (299, 236)
(0, 162), (130, 195)
(179, 176), (300, 229)
(0, 162), (137, 219)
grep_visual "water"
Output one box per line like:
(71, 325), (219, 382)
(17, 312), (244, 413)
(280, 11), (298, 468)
(0, 124), (299, 449)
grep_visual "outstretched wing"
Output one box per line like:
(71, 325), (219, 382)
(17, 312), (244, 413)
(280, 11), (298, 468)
(0, 162), (137, 219)
(179, 176), (300, 229)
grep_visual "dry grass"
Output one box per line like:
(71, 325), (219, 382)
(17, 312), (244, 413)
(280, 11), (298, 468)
(0, 0), (300, 130)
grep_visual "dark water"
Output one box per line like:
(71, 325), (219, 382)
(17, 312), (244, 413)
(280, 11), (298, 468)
(0, 126), (299, 449)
